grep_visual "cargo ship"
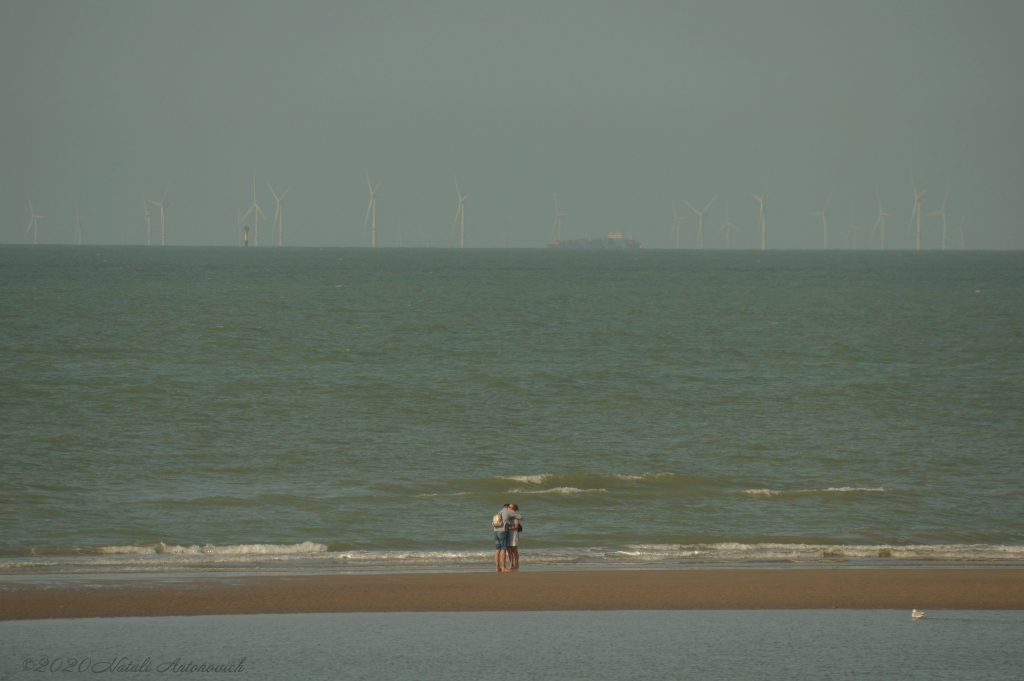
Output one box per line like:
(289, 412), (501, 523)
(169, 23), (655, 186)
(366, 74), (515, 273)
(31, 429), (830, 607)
(547, 232), (642, 249)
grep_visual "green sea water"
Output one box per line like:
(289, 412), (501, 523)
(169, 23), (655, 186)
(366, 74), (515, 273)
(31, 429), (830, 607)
(1, 246), (1022, 573)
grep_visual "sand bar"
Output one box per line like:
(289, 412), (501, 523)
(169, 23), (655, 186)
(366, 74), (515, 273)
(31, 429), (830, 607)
(2, 569), (1022, 620)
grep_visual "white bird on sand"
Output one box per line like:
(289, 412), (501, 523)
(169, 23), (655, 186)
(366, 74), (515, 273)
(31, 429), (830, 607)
(911, 609), (925, 620)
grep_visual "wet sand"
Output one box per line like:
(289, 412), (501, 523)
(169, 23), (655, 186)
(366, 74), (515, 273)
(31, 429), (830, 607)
(2, 569), (1022, 620)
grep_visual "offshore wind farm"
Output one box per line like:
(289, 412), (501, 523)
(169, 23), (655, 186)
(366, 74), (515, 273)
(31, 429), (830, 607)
(2, 4), (1021, 251)
(10, 173), (975, 251)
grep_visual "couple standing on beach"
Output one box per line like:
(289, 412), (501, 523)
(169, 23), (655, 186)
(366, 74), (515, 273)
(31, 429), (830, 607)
(493, 503), (522, 572)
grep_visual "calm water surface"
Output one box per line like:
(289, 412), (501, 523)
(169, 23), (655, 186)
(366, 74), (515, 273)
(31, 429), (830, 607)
(4, 610), (1023, 680)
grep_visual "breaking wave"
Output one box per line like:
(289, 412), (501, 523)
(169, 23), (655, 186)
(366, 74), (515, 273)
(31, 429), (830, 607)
(3, 541), (1022, 575)
(742, 487), (888, 497)
(507, 487), (608, 495)
(416, 492), (475, 498)
(504, 475), (548, 484)
(500, 472), (687, 486)
(613, 543), (1024, 563)
(96, 541), (328, 556)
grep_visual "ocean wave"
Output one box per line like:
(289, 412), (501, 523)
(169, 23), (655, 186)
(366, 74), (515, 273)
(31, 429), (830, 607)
(416, 492), (474, 498)
(97, 541), (328, 556)
(743, 487), (887, 497)
(618, 542), (1024, 561)
(822, 487), (887, 492)
(3, 542), (1023, 574)
(330, 550), (491, 563)
(612, 473), (677, 481)
(501, 472), (679, 485)
(503, 475), (549, 484)
(507, 487), (608, 495)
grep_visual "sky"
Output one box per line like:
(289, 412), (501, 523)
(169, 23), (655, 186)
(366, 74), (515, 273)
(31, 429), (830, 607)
(1, 1), (1022, 249)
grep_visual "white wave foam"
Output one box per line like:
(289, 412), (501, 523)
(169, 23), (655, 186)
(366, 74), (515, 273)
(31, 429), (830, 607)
(613, 548), (702, 559)
(4, 542), (1024, 574)
(822, 487), (887, 492)
(507, 487), (608, 495)
(96, 545), (158, 555)
(503, 472), (675, 484)
(618, 542), (1024, 562)
(330, 550), (491, 563)
(98, 541), (328, 556)
(743, 487), (887, 496)
(502, 475), (549, 484)
(416, 492), (474, 498)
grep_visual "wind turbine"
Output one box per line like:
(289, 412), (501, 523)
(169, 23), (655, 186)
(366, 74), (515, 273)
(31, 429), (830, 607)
(25, 200), (44, 244)
(845, 211), (860, 248)
(811, 190), (833, 250)
(364, 171), (380, 247)
(869, 190), (891, 250)
(686, 197), (716, 249)
(416, 224), (432, 247)
(953, 218), (965, 250)
(142, 198), (152, 245)
(147, 181), (171, 246)
(553, 193), (567, 241)
(452, 175), (469, 248)
(910, 177), (927, 250)
(927, 180), (951, 250)
(236, 202), (252, 246)
(717, 198), (739, 249)
(670, 200), (685, 248)
(242, 172), (264, 247)
(751, 177), (768, 250)
(268, 182), (291, 247)
(75, 212), (83, 245)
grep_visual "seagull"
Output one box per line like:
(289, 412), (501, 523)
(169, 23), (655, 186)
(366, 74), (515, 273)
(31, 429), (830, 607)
(911, 609), (925, 620)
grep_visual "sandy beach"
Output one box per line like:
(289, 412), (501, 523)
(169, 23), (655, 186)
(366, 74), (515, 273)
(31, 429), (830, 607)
(2, 569), (1021, 620)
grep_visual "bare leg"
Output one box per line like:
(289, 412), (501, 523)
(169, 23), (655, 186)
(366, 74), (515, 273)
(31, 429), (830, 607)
(509, 546), (519, 571)
(495, 549), (503, 572)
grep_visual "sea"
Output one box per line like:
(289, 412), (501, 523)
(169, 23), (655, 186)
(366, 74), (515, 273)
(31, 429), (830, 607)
(1, 246), (1022, 574)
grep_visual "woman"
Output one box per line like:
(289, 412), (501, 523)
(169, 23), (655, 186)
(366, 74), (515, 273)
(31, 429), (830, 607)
(506, 503), (522, 571)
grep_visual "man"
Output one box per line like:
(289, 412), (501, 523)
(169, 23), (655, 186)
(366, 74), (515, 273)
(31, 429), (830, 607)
(493, 503), (521, 572)
(506, 503), (523, 571)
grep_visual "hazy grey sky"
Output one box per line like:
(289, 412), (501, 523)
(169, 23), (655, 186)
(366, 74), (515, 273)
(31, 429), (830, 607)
(2, 1), (1021, 248)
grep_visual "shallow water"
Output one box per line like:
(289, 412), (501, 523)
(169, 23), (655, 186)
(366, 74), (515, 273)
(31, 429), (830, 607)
(1, 247), (1022, 573)
(4, 610), (1023, 680)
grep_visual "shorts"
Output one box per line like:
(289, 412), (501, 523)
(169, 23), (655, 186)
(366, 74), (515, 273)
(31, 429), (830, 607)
(494, 530), (509, 550)
(508, 530), (518, 547)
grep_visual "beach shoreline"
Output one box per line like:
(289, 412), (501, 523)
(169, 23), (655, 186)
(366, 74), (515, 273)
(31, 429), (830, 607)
(2, 568), (1021, 620)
